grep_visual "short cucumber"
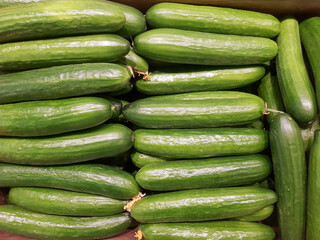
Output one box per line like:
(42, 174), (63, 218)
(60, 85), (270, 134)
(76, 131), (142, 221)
(118, 48), (149, 72)
(0, 97), (113, 136)
(146, 2), (280, 38)
(301, 118), (319, 152)
(0, 205), (132, 240)
(276, 17), (317, 124)
(269, 113), (306, 240)
(0, 163), (139, 199)
(8, 187), (128, 216)
(134, 128), (268, 159)
(135, 154), (272, 191)
(231, 205), (274, 222)
(134, 28), (278, 66)
(139, 221), (275, 240)
(131, 151), (167, 168)
(0, 124), (133, 165)
(123, 91), (265, 128)
(136, 65), (265, 95)
(0, 34), (130, 71)
(130, 187), (277, 223)
(108, 81), (133, 96)
(0, 63), (131, 104)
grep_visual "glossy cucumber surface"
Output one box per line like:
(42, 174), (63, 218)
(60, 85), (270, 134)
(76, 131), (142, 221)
(131, 151), (167, 168)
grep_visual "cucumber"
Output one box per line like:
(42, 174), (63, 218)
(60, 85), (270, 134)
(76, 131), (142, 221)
(133, 28), (278, 66)
(135, 154), (272, 191)
(0, 205), (132, 240)
(108, 81), (133, 96)
(0, 34), (130, 71)
(0, 97), (113, 137)
(301, 118), (319, 152)
(0, 124), (133, 165)
(146, 2), (280, 38)
(0, 63), (131, 104)
(276, 17), (317, 124)
(269, 113), (306, 240)
(101, 96), (123, 119)
(123, 91), (265, 128)
(118, 49), (149, 72)
(231, 205), (274, 222)
(134, 128), (268, 159)
(139, 221), (275, 240)
(130, 187), (277, 223)
(0, 163), (139, 199)
(131, 151), (167, 168)
(8, 187), (128, 216)
(300, 17), (320, 112)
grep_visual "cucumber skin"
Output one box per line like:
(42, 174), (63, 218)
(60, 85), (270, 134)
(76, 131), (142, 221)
(0, 34), (130, 71)
(136, 65), (265, 95)
(131, 151), (167, 168)
(0, 0), (42, 7)
(301, 118), (319, 152)
(0, 124), (134, 165)
(134, 28), (278, 66)
(0, 163), (139, 199)
(269, 113), (306, 240)
(276, 18), (317, 124)
(118, 49), (149, 72)
(231, 205), (274, 222)
(8, 187), (128, 216)
(0, 205), (132, 240)
(135, 154), (272, 191)
(0, 97), (113, 137)
(131, 187), (277, 223)
(134, 128), (269, 159)
(123, 91), (265, 128)
(108, 81), (133, 96)
(139, 221), (275, 240)
(0, 63), (131, 104)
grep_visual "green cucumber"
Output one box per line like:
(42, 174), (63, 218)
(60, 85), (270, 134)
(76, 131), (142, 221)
(112, 99), (130, 123)
(146, 2), (280, 38)
(8, 187), (128, 216)
(269, 113), (306, 240)
(119, 48), (149, 72)
(0, 63), (131, 104)
(134, 28), (278, 66)
(231, 205), (274, 222)
(130, 187), (277, 223)
(301, 118), (319, 152)
(108, 81), (133, 96)
(134, 128), (268, 159)
(0, 124), (133, 165)
(0, 205), (132, 240)
(123, 91), (265, 128)
(0, 34), (130, 71)
(139, 221), (275, 240)
(276, 17), (317, 124)
(0, 163), (139, 199)
(135, 154), (271, 191)
(131, 151), (167, 168)
(0, 97), (113, 137)
(101, 96), (123, 119)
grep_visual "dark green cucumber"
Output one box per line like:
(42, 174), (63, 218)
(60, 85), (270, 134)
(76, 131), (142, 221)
(108, 81), (133, 96)
(0, 97), (113, 137)
(146, 2), (280, 38)
(123, 91), (265, 128)
(101, 96), (122, 119)
(0, 163), (139, 199)
(269, 113), (306, 240)
(134, 128), (268, 159)
(0, 63), (131, 104)
(135, 154), (271, 191)
(0, 34), (130, 71)
(134, 28), (278, 66)
(131, 151), (167, 168)
(0, 205), (132, 240)
(0, 124), (133, 165)
(276, 17), (317, 124)
(130, 187), (277, 223)
(136, 65), (265, 95)
(8, 187), (128, 216)
(139, 221), (275, 240)
(118, 48), (149, 72)
(301, 118), (319, 152)
(231, 205), (274, 222)
(111, 99), (130, 123)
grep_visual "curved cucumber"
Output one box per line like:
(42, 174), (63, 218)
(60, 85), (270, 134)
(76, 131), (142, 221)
(0, 163), (139, 199)
(131, 151), (167, 168)
(123, 91), (265, 128)
(0, 205), (132, 240)
(0, 97), (113, 136)
(8, 187), (128, 216)
(134, 28), (278, 66)
(118, 48), (149, 72)
(131, 187), (277, 223)
(231, 205), (274, 222)
(139, 221), (275, 240)
(0, 124), (133, 165)
(136, 65), (265, 95)
(134, 128), (268, 159)
(0, 63), (131, 104)
(0, 34), (130, 71)
(136, 154), (272, 191)
(301, 118), (319, 152)
(276, 17), (317, 124)
(269, 113), (306, 240)
(146, 3), (280, 38)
